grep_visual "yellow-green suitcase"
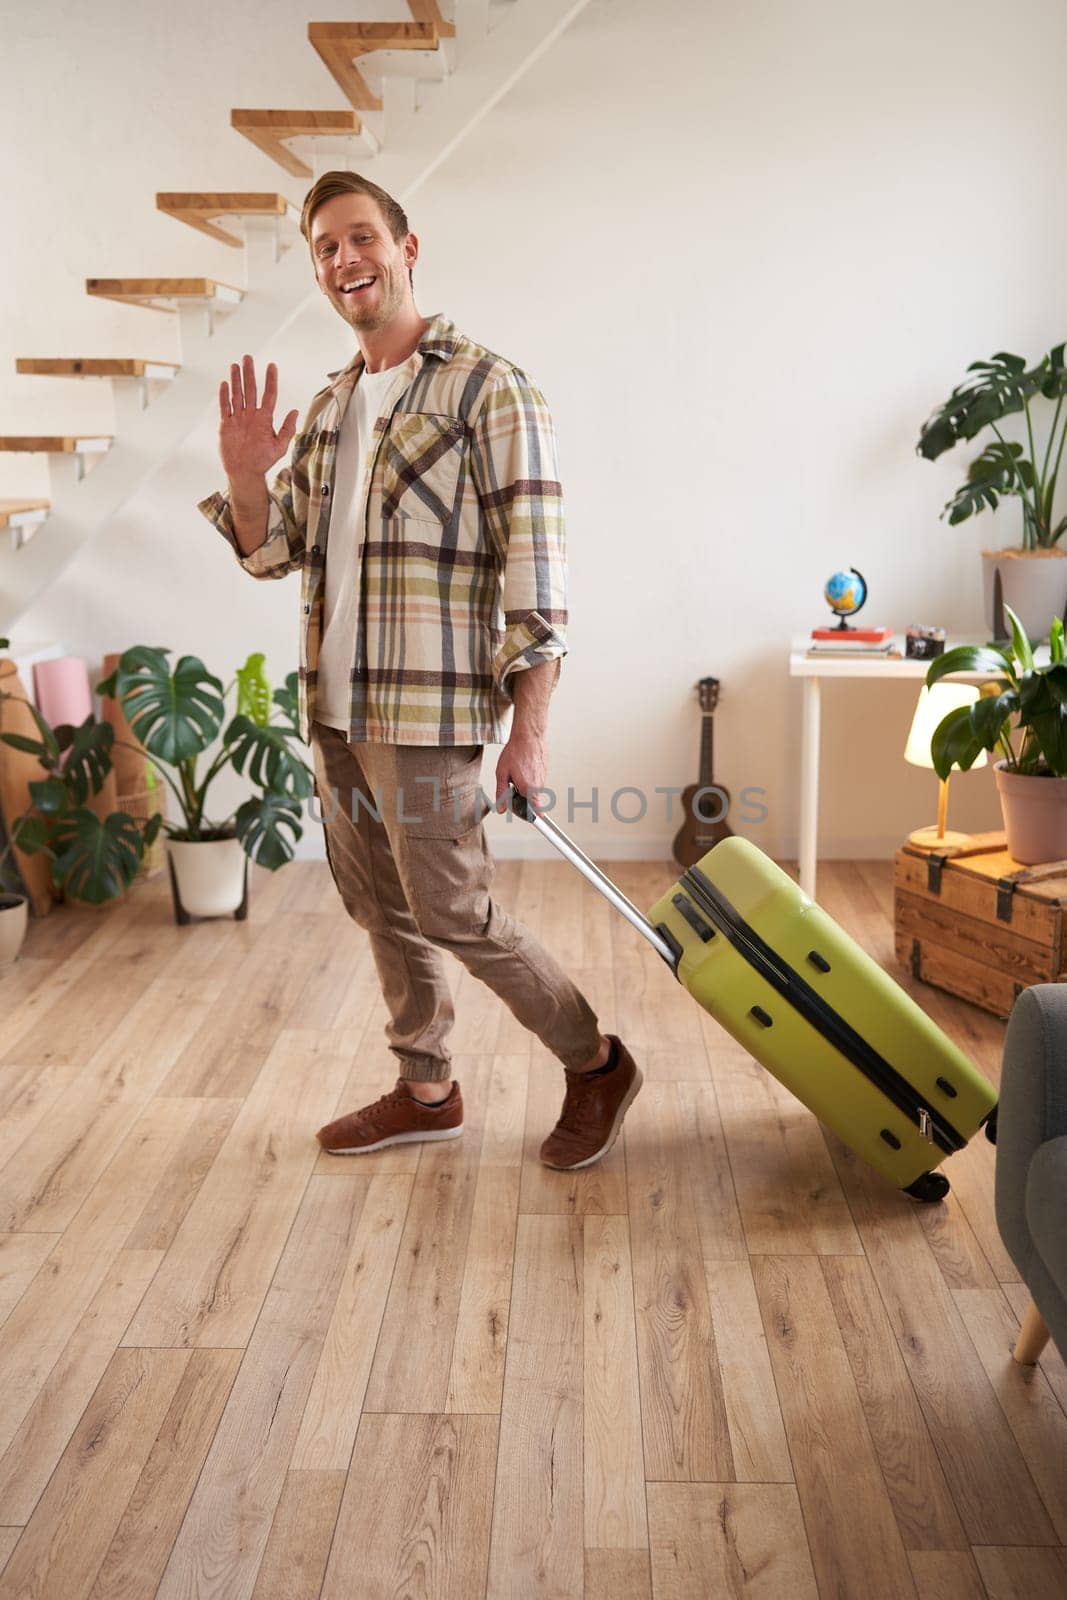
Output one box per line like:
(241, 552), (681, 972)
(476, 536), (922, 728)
(509, 790), (997, 1201)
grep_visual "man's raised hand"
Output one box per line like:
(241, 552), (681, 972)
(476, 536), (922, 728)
(218, 355), (299, 483)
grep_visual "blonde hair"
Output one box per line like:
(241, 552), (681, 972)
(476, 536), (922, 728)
(300, 171), (413, 284)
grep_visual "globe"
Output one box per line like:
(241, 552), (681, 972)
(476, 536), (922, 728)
(824, 567), (868, 621)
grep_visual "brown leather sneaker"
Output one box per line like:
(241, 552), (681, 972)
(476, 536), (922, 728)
(317, 1077), (463, 1155)
(539, 1036), (643, 1170)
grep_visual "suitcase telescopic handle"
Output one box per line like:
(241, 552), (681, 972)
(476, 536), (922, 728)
(505, 783), (680, 971)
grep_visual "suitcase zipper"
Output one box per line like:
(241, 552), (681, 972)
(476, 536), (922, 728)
(678, 867), (966, 1156)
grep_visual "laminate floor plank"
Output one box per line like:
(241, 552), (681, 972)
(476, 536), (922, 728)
(446, 1163), (521, 1414)
(907, 1550), (987, 1599)
(321, 1414), (497, 1600)
(821, 1254), (968, 1551)
(753, 1254), (917, 1600)
(0, 976), (220, 1233)
(972, 1545), (1067, 1599)
(703, 1258), (793, 1484)
(646, 1481), (819, 1599)
(158, 915), (334, 1098)
(485, 1213), (584, 1600)
(0, 1247), (162, 1523)
(953, 1286), (1067, 1541)
(828, 1134), (1056, 1546)
(86, 1347), (241, 1600)
(584, 1214), (648, 1548)
(154, 1175), (363, 1600)
(625, 1080), (734, 1483)
(361, 1055), (492, 1412)
(124, 1029), (354, 1348)
(0, 1346), (190, 1600)
(0, 1097), (201, 1460)
(0, 1231), (56, 1327)
(585, 1548), (653, 1599)
(250, 1468), (346, 1600)
(291, 1172), (414, 1469)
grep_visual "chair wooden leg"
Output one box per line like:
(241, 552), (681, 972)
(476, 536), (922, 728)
(1013, 1298), (1050, 1364)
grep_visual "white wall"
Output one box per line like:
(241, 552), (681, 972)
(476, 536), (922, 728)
(4, 0), (1066, 860)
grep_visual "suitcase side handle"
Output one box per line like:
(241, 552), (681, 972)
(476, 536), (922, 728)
(506, 783), (680, 972)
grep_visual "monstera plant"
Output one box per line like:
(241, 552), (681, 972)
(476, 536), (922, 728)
(0, 636), (155, 908)
(917, 344), (1067, 640)
(96, 646), (313, 869)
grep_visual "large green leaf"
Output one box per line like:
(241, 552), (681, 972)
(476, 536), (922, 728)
(235, 652), (272, 727)
(930, 704), (987, 780)
(1018, 667), (1067, 775)
(1050, 617), (1066, 664)
(1003, 603), (1035, 673)
(0, 697), (60, 765)
(27, 776), (69, 816)
(224, 715), (314, 799)
(57, 716), (115, 804)
(234, 793), (303, 870)
(917, 351), (1036, 462)
(941, 439), (1030, 526)
(272, 672), (301, 734)
(50, 809), (145, 904)
(926, 644), (1014, 687)
(97, 646), (225, 764)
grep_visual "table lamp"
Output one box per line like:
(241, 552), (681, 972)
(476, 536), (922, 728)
(904, 682), (987, 851)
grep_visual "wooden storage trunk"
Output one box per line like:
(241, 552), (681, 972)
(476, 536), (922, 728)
(894, 831), (1067, 1019)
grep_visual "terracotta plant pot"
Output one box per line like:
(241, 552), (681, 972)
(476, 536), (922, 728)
(994, 761), (1067, 865)
(0, 893), (29, 964)
(165, 835), (249, 924)
(982, 546), (1067, 642)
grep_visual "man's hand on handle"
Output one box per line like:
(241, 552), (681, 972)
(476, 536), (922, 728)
(495, 727), (548, 814)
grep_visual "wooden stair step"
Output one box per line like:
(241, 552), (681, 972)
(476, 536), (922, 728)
(308, 21), (441, 112)
(407, 2), (455, 39)
(231, 108), (377, 180)
(15, 359), (181, 379)
(155, 192), (300, 248)
(0, 498), (50, 528)
(85, 278), (243, 313)
(0, 436), (113, 453)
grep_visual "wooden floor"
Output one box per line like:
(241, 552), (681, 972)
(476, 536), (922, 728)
(0, 854), (1064, 1600)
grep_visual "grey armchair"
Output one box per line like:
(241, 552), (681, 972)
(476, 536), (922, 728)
(994, 983), (1067, 1364)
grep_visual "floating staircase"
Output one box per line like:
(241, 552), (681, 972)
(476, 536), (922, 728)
(1, 0), (593, 632)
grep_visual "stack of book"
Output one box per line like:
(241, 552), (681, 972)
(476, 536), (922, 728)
(806, 625), (896, 658)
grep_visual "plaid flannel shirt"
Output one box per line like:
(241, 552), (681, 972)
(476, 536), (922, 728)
(198, 313), (567, 745)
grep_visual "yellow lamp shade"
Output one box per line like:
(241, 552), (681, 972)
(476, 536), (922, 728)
(904, 683), (988, 773)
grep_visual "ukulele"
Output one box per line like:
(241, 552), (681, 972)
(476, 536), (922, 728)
(672, 676), (733, 869)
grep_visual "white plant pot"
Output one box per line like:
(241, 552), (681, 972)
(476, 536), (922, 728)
(0, 894), (29, 964)
(994, 762), (1067, 866)
(165, 836), (249, 922)
(981, 547), (1067, 642)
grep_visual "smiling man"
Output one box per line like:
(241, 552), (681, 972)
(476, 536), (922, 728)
(199, 169), (642, 1170)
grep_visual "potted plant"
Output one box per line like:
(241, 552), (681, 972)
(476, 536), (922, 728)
(926, 604), (1067, 864)
(0, 638), (156, 945)
(96, 646), (313, 923)
(917, 344), (1067, 641)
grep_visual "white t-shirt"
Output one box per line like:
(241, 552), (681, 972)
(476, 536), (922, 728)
(315, 363), (402, 731)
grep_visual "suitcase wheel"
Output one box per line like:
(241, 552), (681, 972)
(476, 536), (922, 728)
(903, 1171), (951, 1204)
(983, 1106), (998, 1145)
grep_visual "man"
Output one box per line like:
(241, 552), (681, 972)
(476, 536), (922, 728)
(199, 170), (642, 1170)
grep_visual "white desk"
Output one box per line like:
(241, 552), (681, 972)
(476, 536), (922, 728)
(789, 637), (987, 898)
